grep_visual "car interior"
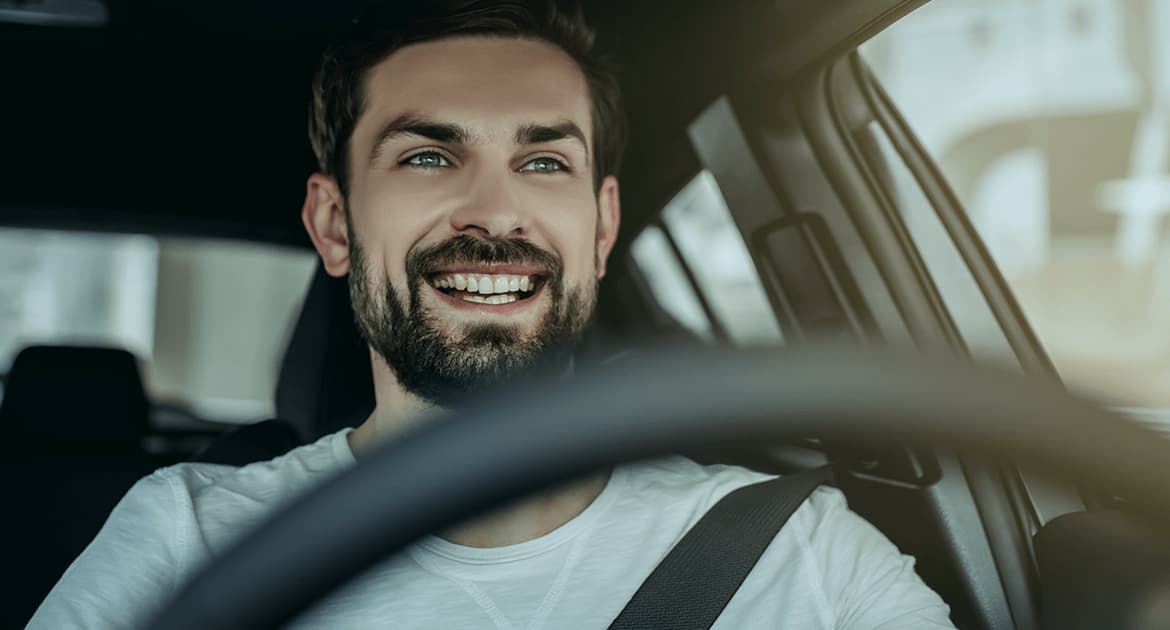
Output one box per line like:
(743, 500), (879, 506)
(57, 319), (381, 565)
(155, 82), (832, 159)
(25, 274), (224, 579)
(3, 0), (1169, 629)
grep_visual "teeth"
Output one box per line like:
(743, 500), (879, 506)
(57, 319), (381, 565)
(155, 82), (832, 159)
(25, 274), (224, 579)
(435, 271), (535, 293)
(432, 273), (538, 295)
(462, 294), (518, 305)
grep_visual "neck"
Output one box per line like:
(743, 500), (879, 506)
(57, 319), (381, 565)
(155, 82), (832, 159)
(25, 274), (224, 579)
(345, 350), (609, 548)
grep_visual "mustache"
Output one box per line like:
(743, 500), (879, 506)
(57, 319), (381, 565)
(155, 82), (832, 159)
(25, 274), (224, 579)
(406, 234), (562, 279)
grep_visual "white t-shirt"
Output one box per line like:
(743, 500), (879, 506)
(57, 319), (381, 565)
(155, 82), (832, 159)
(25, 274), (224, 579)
(29, 429), (955, 629)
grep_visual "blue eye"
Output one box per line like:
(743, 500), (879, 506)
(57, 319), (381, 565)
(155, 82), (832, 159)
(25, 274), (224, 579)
(520, 157), (569, 173)
(403, 152), (451, 169)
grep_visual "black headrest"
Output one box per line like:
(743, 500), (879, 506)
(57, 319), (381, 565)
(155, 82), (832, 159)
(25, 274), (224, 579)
(276, 263), (375, 441)
(0, 345), (149, 443)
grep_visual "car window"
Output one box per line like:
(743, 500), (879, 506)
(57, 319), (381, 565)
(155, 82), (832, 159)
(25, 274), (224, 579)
(629, 225), (717, 342)
(0, 227), (317, 425)
(864, 0), (1170, 410)
(631, 171), (784, 345)
(859, 121), (1020, 366)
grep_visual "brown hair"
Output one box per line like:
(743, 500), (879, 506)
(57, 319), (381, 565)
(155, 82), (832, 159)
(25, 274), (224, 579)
(309, 0), (626, 197)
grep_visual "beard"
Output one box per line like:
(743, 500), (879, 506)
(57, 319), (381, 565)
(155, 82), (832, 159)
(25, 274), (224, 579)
(348, 233), (598, 408)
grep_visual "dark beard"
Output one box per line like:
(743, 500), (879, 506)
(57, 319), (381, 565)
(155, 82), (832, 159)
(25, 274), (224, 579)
(348, 234), (596, 408)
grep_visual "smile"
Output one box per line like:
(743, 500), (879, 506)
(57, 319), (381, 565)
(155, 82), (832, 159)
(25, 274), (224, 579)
(428, 272), (544, 305)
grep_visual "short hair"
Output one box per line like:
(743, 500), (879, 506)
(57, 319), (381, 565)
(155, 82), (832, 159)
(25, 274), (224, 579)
(309, 0), (626, 197)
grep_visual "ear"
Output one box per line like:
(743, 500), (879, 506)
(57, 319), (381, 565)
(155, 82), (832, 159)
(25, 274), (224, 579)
(301, 173), (351, 277)
(595, 175), (621, 279)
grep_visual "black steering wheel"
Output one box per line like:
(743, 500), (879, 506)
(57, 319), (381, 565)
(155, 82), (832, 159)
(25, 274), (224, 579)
(145, 345), (1170, 630)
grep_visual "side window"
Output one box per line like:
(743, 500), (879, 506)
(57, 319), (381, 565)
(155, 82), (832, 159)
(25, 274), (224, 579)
(629, 225), (716, 342)
(865, 0), (1170, 409)
(629, 171), (784, 345)
(860, 121), (1018, 365)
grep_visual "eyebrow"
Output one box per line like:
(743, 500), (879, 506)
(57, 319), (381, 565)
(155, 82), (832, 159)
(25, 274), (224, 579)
(515, 121), (590, 164)
(369, 114), (473, 164)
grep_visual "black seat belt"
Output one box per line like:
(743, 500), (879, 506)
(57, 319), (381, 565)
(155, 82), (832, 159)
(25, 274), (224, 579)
(608, 466), (834, 630)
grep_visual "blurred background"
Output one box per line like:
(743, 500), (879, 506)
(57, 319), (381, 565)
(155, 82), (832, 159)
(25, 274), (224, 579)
(864, 0), (1170, 412)
(0, 231), (315, 423)
(6, 0), (1170, 424)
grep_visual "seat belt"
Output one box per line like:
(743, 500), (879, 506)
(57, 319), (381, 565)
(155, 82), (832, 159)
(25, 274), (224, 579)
(608, 466), (834, 630)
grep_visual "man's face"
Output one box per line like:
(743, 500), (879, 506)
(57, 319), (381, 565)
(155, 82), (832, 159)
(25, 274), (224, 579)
(336, 36), (619, 406)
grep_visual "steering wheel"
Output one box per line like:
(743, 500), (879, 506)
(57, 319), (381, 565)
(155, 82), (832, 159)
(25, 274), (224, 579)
(145, 345), (1170, 630)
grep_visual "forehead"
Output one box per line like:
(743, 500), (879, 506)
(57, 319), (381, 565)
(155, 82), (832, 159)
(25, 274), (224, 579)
(355, 36), (593, 145)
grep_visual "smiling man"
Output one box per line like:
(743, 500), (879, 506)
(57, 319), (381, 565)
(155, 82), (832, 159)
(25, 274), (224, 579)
(29, 2), (955, 628)
(315, 29), (620, 429)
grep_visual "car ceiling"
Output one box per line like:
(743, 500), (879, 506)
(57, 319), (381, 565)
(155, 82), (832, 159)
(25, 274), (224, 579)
(0, 0), (923, 253)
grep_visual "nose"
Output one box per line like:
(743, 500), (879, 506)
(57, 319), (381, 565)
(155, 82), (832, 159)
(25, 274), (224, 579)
(448, 169), (528, 239)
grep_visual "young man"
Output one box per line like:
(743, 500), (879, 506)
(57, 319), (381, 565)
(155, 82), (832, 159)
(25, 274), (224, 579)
(30, 2), (956, 628)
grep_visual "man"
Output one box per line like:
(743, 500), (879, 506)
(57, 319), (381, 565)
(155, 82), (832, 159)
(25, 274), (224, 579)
(30, 1), (956, 628)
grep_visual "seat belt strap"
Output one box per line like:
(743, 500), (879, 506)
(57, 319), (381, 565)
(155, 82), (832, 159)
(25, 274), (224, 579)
(608, 466), (833, 630)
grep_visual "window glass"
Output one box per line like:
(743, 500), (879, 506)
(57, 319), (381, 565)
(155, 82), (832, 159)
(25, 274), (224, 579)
(0, 227), (317, 424)
(862, 122), (1018, 365)
(660, 171), (784, 345)
(629, 226), (716, 342)
(865, 0), (1170, 409)
(0, 229), (158, 365)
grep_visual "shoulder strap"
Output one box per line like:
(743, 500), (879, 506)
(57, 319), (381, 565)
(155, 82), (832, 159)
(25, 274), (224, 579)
(608, 466), (833, 630)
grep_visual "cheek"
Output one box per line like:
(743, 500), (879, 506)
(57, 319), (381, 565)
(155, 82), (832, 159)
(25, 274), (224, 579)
(538, 208), (600, 281)
(354, 188), (444, 283)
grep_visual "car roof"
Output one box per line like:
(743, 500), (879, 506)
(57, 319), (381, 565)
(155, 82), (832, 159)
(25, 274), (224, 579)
(0, 0), (924, 252)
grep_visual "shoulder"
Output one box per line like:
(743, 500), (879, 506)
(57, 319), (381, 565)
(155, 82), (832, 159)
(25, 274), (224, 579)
(622, 456), (775, 491)
(152, 429), (354, 549)
(791, 484), (854, 531)
(25, 431), (356, 630)
(26, 468), (194, 629)
(618, 456), (853, 517)
(781, 486), (956, 627)
(93, 467), (188, 541)
(614, 456), (781, 524)
(164, 428), (352, 502)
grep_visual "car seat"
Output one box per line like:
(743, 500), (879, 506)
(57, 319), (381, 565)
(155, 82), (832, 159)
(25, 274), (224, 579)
(190, 263), (374, 465)
(0, 345), (171, 628)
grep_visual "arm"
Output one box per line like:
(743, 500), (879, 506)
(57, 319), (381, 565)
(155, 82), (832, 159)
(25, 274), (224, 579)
(26, 470), (190, 630)
(794, 487), (956, 629)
